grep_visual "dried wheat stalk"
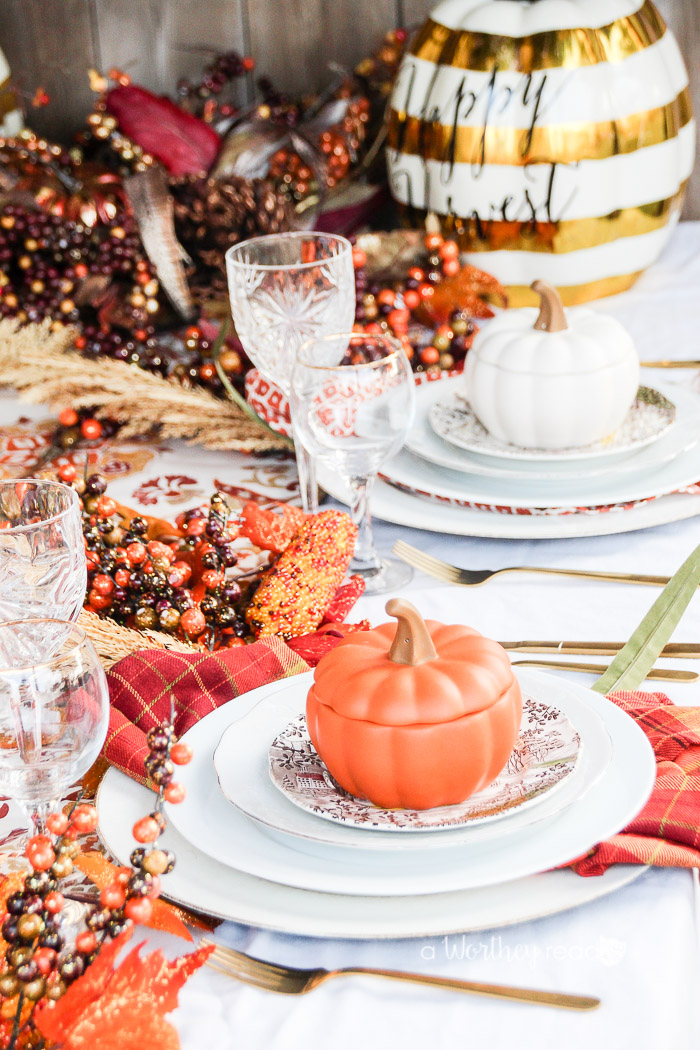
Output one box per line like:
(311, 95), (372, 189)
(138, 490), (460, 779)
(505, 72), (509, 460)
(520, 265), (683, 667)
(0, 319), (289, 452)
(78, 608), (199, 669)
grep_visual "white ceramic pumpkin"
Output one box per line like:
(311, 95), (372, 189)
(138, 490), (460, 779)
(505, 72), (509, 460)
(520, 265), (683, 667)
(387, 0), (695, 305)
(464, 281), (640, 449)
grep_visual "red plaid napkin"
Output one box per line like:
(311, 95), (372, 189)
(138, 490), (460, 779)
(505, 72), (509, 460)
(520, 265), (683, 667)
(103, 638), (309, 783)
(573, 690), (700, 875)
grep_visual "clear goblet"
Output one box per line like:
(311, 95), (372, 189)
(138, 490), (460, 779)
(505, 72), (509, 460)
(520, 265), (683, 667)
(0, 619), (109, 849)
(0, 479), (86, 625)
(226, 231), (355, 513)
(291, 332), (416, 595)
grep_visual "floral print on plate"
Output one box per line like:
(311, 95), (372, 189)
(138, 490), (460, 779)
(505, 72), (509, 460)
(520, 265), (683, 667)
(269, 694), (581, 832)
(429, 386), (676, 462)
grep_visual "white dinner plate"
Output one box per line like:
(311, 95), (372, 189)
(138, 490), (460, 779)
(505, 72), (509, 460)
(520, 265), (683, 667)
(214, 675), (612, 855)
(144, 668), (654, 896)
(428, 380), (676, 462)
(96, 768), (646, 937)
(319, 469), (700, 538)
(406, 379), (700, 482)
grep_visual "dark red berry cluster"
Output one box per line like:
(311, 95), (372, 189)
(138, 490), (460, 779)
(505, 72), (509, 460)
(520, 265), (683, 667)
(67, 470), (251, 648)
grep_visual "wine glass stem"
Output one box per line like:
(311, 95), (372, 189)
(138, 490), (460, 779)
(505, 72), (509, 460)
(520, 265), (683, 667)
(28, 799), (57, 836)
(295, 440), (319, 515)
(349, 476), (382, 575)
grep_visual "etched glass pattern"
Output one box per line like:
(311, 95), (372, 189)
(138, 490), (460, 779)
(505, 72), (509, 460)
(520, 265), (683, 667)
(0, 480), (86, 624)
(226, 232), (355, 394)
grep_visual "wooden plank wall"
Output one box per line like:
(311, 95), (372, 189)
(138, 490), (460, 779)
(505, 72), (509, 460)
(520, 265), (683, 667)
(0, 0), (698, 216)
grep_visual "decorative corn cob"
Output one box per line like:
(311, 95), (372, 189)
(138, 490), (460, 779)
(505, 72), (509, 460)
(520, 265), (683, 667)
(245, 510), (357, 639)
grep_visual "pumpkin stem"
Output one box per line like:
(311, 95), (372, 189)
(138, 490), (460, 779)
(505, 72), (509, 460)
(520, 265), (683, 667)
(531, 280), (568, 333)
(386, 599), (438, 666)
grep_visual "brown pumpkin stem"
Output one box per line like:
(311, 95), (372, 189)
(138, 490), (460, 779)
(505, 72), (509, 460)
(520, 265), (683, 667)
(531, 280), (568, 333)
(386, 599), (438, 666)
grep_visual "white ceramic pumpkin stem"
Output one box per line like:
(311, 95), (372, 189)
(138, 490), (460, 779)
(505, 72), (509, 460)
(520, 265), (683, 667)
(386, 599), (438, 665)
(531, 280), (568, 333)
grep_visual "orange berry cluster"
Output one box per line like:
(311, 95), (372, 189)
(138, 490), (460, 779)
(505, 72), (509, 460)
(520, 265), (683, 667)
(352, 232), (477, 373)
(267, 96), (371, 200)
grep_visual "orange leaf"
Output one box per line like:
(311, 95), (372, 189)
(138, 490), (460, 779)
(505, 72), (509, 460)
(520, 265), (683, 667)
(75, 853), (193, 941)
(416, 264), (507, 326)
(239, 500), (306, 552)
(35, 927), (212, 1050)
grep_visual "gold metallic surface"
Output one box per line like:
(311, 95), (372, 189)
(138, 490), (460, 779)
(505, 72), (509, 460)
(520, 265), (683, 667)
(388, 88), (691, 167)
(0, 77), (17, 121)
(511, 660), (697, 681)
(393, 540), (686, 589)
(397, 184), (686, 256)
(505, 272), (642, 305)
(412, 0), (666, 73)
(203, 942), (601, 1009)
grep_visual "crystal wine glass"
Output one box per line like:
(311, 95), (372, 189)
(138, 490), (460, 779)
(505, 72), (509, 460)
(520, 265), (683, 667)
(291, 332), (415, 594)
(0, 619), (109, 841)
(226, 232), (355, 513)
(0, 480), (86, 624)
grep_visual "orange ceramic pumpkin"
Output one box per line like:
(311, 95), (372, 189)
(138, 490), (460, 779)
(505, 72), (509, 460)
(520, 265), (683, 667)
(306, 599), (522, 810)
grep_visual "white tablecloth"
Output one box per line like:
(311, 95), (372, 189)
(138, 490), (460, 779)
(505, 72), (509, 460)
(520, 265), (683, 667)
(21, 226), (700, 1046)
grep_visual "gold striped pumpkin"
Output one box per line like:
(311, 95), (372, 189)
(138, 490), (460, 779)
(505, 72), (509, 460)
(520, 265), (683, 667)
(386, 0), (695, 305)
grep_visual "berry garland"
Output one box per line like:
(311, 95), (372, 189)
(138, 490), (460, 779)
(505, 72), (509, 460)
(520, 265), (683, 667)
(0, 710), (193, 1049)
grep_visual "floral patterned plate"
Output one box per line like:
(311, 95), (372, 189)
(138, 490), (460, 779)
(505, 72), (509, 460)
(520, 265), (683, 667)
(429, 386), (675, 462)
(269, 694), (581, 832)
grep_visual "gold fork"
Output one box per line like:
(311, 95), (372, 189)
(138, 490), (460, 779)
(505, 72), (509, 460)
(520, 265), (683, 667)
(202, 941), (599, 1010)
(393, 540), (675, 588)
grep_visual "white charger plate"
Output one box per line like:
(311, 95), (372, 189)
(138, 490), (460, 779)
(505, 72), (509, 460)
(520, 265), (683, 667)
(428, 380), (676, 462)
(128, 668), (656, 897)
(96, 768), (646, 938)
(407, 379), (700, 482)
(213, 675), (612, 855)
(319, 469), (700, 539)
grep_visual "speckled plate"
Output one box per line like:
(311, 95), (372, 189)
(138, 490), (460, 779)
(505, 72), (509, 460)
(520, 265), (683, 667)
(269, 693), (581, 833)
(429, 385), (675, 462)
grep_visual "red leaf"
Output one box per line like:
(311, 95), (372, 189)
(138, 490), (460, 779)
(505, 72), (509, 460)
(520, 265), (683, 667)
(104, 85), (221, 176)
(287, 620), (371, 666)
(321, 574), (365, 624)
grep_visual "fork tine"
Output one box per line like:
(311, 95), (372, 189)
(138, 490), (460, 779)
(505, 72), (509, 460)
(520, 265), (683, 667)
(206, 944), (292, 979)
(206, 958), (292, 992)
(392, 541), (458, 577)
(393, 542), (462, 583)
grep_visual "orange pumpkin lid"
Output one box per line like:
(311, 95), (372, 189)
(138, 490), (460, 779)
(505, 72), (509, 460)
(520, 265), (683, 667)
(311, 599), (516, 726)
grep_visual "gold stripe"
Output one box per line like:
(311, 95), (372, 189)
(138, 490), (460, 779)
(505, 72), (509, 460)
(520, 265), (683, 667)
(506, 273), (644, 307)
(388, 87), (692, 167)
(397, 181), (686, 256)
(412, 0), (666, 73)
(0, 77), (16, 122)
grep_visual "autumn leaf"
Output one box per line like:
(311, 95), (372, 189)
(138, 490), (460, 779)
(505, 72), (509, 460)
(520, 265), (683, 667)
(239, 500), (306, 552)
(35, 927), (213, 1050)
(74, 853), (193, 941)
(416, 264), (507, 326)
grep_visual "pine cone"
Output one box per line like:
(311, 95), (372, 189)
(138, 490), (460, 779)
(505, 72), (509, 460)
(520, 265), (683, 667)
(170, 174), (294, 303)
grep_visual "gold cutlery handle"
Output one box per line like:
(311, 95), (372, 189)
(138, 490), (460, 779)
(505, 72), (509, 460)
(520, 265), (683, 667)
(339, 968), (599, 1010)
(641, 360), (700, 368)
(511, 659), (698, 681)
(503, 566), (671, 586)
(502, 641), (700, 658)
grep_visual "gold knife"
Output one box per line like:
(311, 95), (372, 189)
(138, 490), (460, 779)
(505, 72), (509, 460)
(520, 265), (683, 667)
(510, 659), (697, 681)
(641, 360), (700, 368)
(500, 640), (700, 658)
